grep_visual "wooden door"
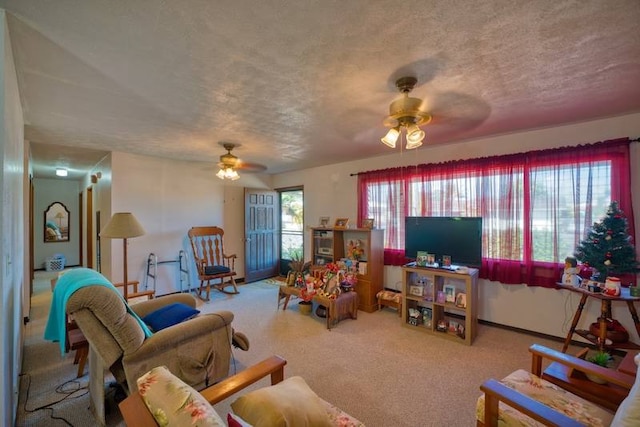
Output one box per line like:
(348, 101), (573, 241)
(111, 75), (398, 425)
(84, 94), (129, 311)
(86, 186), (93, 268)
(244, 188), (279, 283)
(78, 191), (83, 266)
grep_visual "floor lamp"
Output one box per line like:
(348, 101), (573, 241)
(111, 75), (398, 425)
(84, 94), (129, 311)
(100, 212), (145, 300)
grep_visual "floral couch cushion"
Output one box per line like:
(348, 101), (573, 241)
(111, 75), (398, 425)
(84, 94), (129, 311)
(137, 365), (225, 426)
(376, 290), (402, 303)
(476, 369), (614, 427)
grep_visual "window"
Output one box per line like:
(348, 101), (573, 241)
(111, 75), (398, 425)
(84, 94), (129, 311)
(279, 188), (304, 274)
(357, 139), (634, 287)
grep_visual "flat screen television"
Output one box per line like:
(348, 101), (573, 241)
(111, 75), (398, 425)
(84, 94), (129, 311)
(404, 216), (483, 268)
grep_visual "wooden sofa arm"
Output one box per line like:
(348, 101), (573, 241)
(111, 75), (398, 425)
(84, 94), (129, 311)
(529, 344), (634, 389)
(480, 379), (585, 427)
(119, 355), (287, 426)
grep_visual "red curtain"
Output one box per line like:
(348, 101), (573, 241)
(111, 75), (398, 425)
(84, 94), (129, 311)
(357, 138), (634, 287)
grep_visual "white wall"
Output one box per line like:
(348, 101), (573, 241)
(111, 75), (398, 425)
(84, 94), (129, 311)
(0, 10), (25, 426)
(272, 112), (640, 341)
(33, 178), (81, 268)
(103, 152), (228, 295)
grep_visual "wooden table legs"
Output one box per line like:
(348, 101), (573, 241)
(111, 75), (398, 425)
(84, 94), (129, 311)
(562, 293), (588, 352)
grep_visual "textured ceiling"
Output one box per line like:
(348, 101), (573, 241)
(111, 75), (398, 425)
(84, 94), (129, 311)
(3, 0), (640, 179)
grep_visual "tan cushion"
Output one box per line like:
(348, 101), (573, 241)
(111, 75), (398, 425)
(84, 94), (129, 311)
(137, 365), (225, 426)
(231, 376), (332, 427)
(476, 369), (614, 427)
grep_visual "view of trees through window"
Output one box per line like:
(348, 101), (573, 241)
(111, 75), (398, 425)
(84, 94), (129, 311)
(280, 189), (304, 261)
(364, 160), (613, 264)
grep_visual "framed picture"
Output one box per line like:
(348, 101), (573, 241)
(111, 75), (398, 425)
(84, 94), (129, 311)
(409, 285), (424, 297)
(426, 253), (436, 265)
(416, 251), (428, 267)
(319, 216), (330, 228)
(455, 292), (467, 308)
(442, 255), (452, 267)
(362, 218), (374, 229)
(443, 285), (456, 303)
(334, 218), (349, 229)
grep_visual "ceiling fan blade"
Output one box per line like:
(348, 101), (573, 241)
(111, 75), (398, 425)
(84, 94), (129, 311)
(235, 160), (267, 173)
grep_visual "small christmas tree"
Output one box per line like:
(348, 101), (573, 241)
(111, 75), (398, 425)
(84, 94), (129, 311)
(574, 201), (639, 281)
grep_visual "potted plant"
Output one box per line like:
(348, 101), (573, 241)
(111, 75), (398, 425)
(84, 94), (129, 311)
(287, 250), (311, 287)
(585, 350), (611, 384)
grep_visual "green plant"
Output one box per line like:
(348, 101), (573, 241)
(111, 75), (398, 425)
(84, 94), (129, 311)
(587, 350), (611, 367)
(288, 250), (311, 274)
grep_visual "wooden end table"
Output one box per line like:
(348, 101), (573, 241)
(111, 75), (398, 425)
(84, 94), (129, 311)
(277, 285), (357, 329)
(556, 283), (640, 352)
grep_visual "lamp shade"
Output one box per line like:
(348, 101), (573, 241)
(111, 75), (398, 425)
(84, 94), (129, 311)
(100, 212), (146, 238)
(381, 127), (400, 148)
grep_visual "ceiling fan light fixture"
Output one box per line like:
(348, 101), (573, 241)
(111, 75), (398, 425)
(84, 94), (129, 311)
(405, 139), (423, 150)
(216, 167), (240, 180)
(381, 76), (431, 150)
(406, 124), (425, 144)
(381, 127), (400, 148)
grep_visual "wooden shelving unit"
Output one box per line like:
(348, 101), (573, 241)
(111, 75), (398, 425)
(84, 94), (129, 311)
(401, 265), (479, 345)
(310, 227), (383, 313)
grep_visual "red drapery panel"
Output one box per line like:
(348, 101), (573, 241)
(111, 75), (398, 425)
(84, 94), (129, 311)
(357, 138), (634, 287)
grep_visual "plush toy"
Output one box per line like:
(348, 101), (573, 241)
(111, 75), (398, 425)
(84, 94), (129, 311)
(561, 256), (581, 287)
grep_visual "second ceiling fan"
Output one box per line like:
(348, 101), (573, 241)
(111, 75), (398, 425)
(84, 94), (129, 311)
(216, 142), (267, 180)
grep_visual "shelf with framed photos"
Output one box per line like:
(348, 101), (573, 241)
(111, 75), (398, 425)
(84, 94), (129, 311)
(401, 265), (479, 345)
(310, 227), (384, 313)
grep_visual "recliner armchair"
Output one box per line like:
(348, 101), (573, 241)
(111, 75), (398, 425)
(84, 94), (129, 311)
(67, 285), (235, 394)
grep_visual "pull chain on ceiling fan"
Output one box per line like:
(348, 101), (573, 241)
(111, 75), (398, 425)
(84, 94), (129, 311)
(381, 76), (431, 150)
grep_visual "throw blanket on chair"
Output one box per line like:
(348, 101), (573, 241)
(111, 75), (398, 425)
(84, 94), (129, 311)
(44, 268), (153, 354)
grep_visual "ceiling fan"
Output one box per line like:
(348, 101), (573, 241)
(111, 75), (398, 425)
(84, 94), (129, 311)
(381, 76), (432, 150)
(216, 142), (266, 180)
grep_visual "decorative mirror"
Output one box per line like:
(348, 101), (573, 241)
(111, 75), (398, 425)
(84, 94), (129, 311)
(44, 202), (70, 242)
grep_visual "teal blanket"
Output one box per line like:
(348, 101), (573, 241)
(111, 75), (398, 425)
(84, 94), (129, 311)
(44, 268), (153, 355)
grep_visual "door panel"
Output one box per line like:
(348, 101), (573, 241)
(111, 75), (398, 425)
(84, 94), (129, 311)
(244, 188), (279, 283)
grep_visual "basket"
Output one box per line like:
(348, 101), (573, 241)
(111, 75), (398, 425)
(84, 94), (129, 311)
(589, 319), (629, 343)
(45, 257), (65, 272)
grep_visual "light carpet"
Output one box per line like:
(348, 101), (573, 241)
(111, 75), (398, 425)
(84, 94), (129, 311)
(17, 271), (575, 426)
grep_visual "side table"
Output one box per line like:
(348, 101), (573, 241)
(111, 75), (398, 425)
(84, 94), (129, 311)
(277, 285), (358, 329)
(556, 283), (640, 352)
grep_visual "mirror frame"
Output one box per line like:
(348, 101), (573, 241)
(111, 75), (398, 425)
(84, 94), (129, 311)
(44, 202), (70, 243)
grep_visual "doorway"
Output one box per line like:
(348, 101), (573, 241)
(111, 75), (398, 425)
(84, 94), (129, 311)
(244, 188), (279, 283)
(279, 187), (303, 275)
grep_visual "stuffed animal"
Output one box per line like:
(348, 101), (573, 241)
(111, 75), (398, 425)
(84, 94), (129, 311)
(561, 256), (581, 287)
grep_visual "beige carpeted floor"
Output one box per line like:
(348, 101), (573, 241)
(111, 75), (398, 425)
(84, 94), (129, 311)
(17, 271), (576, 426)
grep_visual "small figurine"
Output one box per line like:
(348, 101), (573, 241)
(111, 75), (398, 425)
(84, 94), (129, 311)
(562, 256), (581, 287)
(604, 276), (621, 296)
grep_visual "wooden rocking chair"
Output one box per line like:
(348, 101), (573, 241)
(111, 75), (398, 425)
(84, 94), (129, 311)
(188, 226), (239, 300)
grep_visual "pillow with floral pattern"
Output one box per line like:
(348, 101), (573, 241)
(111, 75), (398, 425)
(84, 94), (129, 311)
(137, 365), (225, 426)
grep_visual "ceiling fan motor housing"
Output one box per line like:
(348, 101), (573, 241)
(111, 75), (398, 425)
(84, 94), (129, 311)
(383, 76), (432, 128)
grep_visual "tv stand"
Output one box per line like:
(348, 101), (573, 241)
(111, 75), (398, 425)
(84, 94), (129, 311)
(401, 265), (479, 345)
